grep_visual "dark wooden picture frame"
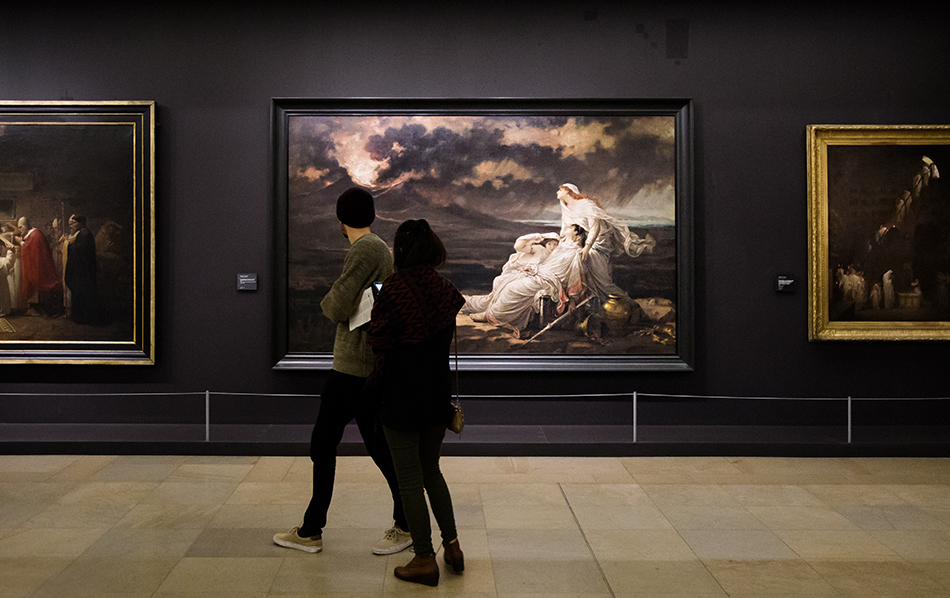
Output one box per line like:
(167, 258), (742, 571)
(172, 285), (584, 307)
(273, 98), (693, 371)
(0, 101), (155, 364)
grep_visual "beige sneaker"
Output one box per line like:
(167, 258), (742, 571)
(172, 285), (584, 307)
(372, 524), (412, 555)
(273, 527), (322, 553)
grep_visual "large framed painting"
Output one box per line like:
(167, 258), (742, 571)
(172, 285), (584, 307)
(808, 124), (950, 340)
(273, 98), (693, 370)
(0, 101), (155, 364)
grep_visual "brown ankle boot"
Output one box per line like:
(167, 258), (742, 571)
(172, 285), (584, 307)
(394, 554), (439, 586)
(443, 538), (464, 573)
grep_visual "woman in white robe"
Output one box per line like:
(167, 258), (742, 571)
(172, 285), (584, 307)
(463, 232), (558, 316)
(557, 183), (655, 302)
(463, 226), (585, 338)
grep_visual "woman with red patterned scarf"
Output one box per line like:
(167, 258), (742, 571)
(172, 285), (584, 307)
(367, 219), (465, 587)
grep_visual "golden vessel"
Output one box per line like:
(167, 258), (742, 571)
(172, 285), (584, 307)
(602, 294), (631, 336)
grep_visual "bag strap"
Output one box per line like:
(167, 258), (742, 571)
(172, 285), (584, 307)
(453, 322), (460, 403)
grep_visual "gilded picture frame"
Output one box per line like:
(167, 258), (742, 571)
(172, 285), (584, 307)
(808, 124), (950, 341)
(0, 101), (155, 364)
(273, 98), (693, 370)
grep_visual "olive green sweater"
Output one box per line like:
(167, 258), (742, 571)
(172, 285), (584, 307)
(319, 233), (393, 377)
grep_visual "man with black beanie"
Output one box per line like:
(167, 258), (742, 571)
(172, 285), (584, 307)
(274, 187), (412, 556)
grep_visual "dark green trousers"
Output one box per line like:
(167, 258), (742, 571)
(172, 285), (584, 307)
(383, 424), (458, 557)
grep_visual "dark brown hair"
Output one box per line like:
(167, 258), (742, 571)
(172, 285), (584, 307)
(393, 219), (446, 270)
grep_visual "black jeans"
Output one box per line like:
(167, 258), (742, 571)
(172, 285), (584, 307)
(383, 424), (457, 558)
(300, 370), (406, 536)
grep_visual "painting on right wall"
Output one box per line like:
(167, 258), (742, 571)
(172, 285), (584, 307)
(808, 124), (950, 340)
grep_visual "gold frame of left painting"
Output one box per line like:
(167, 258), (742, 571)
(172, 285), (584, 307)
(808, 124), (950, 341)
(0, 101), (155, 364)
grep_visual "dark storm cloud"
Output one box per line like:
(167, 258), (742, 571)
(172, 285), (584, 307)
(287, 114), (676, 222)
(367, 123), (508, 185)
(287, 127), (340, 177)
(286, 121), (350, 200)
(362, 120), (576, 215)
(290, 132), (338, 172)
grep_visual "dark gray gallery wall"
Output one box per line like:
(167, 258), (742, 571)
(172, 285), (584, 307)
(1, 3), (949, 450)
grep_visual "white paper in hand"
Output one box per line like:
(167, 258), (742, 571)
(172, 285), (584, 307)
(349, 286), (375, 331)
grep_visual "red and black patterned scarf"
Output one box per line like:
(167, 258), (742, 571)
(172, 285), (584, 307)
(369, 265), (463, 354)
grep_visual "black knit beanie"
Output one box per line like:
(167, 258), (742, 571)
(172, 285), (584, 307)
(336, 187), (375, 228)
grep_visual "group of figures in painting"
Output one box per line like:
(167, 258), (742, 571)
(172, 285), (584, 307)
(831, 154), (950, 320)
(461, 183), (671, 344)
(0, 214), (105, 324)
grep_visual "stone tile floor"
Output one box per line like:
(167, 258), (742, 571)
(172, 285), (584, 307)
(2, 454), (950, 596)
